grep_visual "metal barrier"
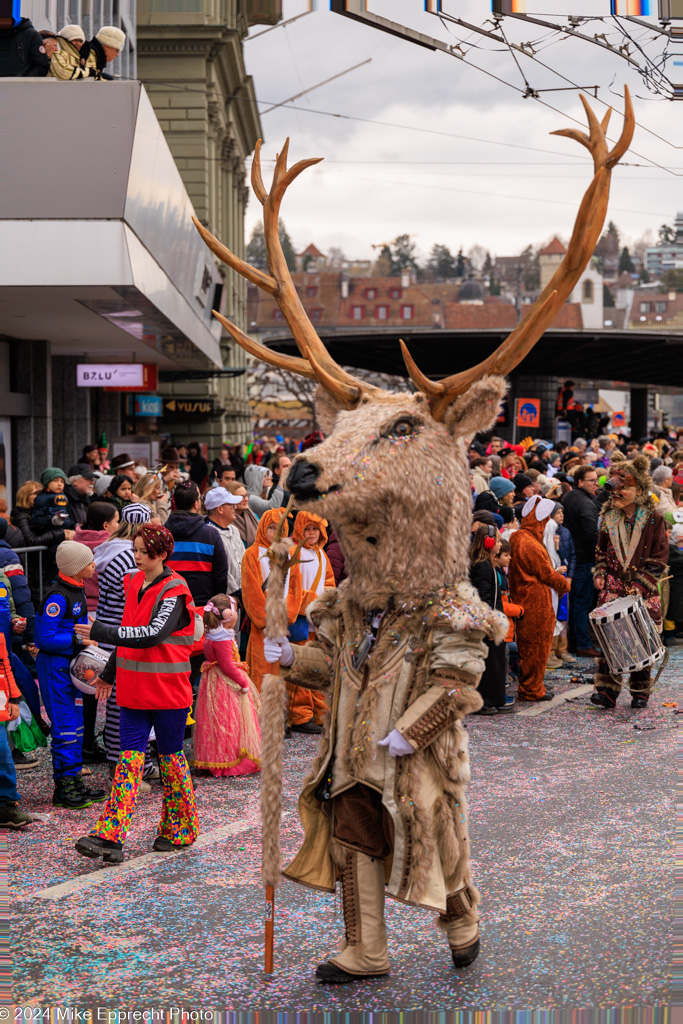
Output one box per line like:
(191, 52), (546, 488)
(12, 546), (49, 603)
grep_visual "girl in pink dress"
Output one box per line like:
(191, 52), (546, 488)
(192, 594), (261, 777)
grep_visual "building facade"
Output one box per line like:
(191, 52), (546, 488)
(136, 0), (282, 451)
(646, 212), (683, 278)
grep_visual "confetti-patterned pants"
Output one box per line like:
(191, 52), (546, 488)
(90, 750), (144, 844)
(157, 752), (199, 845)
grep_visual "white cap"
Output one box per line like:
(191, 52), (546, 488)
(59, 24), (85, 42)
(96, 25), (125, 50)
(205, 487), (242, 511)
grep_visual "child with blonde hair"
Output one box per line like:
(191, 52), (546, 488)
(192, 594), (261, 777)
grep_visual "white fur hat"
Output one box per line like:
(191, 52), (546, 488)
(96, 25), (125, 50)
(59, 24), (85, 42)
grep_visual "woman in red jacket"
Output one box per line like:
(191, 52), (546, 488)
(72, 524), (200, 863)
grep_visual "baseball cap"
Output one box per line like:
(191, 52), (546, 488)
(205, 487), (243, 511)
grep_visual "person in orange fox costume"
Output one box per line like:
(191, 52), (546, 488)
(509, 496), (571, 702)
(287, 512), (335, 733)
(241, 509), (301, 692)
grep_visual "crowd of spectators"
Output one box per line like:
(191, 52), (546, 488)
(1, 423), (681, 825)
(466, 428), (683, 713)
(0, 13), (124, 79)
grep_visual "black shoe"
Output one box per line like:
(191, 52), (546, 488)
(284, 725), (293, 739)
(75, 835), (124, 863)
(82, 741), (107, 764)
(12, 749), (39, 770)
(0, 803), (33, 829)
(315, 961), (388, 984)
(152, 835), (193, 852)
(518, 691), (554, 703)
(451, 937), (480, 968)
(590, 690), (616, 708)
(53, 777), (92, 810)
(291, 721), (324, 735)
(589, 692), (618, 708)
(474, 706), (498, 716)
(73, 775), (107, 804)
(631, 696), (648, 709)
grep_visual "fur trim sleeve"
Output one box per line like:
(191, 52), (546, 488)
(447, 582), (508, 645)
(429, 626), (492, 680)
(282, 641), (334, 692)
(393, 678), (482, 751)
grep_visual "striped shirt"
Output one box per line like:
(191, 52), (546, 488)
(95, 549), (138, 649)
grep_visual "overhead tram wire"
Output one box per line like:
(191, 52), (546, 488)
(428, 7), (681, 160)
(145, 81), (681, 175)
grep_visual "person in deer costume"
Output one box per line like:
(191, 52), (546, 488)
(241, 508), (301, 691)
(508, 497), (571, 702)
(287, 512), (334, 733)
(194, 91), (633, 982)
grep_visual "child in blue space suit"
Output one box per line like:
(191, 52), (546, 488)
(35, 541), (106, 810)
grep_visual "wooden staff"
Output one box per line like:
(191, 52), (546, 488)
(261, 500), (303, 975)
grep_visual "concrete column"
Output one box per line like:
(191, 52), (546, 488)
(507, 372), (561, 444)
(51, 356), (92, 471)
(14, 340), (52, 481)
(630, 387), (649, 441)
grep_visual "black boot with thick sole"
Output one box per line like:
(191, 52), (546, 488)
(73, 775), (107, 804)
(75, 835), (124, 863)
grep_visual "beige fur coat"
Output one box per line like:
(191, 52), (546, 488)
(282, 581), (507, 913)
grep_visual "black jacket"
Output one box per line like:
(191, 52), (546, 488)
(469, 559), (503, 612)
(11, 507), (66, 549)
(165, 511), (228, 607)
(64, 484), (91, 526)
(561, 487), (599, 564)
(0, 18), (49, 77)
(78, 37), (113, 78)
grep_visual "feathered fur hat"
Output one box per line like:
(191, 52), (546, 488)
(606, 452), (654, 510)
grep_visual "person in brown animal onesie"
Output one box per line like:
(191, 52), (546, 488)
(509, 496), (571, 702)
(590, 454), (668, 709)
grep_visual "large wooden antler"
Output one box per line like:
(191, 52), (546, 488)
(400, 87), (634, 421)
(193, 140), (380, 410)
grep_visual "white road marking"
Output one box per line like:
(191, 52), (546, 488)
(515, 683), (593, 717)
(29, 813), (290, 901)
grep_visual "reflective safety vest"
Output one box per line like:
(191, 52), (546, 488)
(115, 571), (195, 710)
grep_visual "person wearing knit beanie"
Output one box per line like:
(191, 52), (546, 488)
(489, 476), (515, 504)
(34, 538), (104, 809)
(41, 468), (67, 492)
(55, 540), (95, 580)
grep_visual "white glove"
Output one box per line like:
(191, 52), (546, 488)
(377, 729), (415, 757)
(263, 636), (294, 666)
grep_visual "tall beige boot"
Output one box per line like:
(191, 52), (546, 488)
(438, 886), (480, 968)
(316, 850), (390, 983)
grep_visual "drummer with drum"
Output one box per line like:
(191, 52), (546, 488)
(590, 454), (669, 710)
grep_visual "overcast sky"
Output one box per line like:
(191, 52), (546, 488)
(241, 0), (681, 265)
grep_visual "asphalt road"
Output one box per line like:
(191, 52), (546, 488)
(12, 651), (675, 1014)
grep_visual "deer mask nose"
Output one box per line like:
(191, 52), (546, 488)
(287, 459), (320, 499)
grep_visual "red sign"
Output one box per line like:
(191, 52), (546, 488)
(516, 398), (540, 429)
(612, 411), (626, 428)
(104, 364), (158, 393)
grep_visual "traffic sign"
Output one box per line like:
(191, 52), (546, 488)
(516, 398), (540, 428)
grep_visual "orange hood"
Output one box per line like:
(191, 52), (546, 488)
(519, 496), (553, 544)
(253, 507), (289, 549)
(292, 511), (328, 550)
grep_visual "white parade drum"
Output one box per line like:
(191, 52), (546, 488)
(589, 595), (665, 676)
(70, 646), (110, 695)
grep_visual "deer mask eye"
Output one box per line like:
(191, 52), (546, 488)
(389, 419), (416, 438)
